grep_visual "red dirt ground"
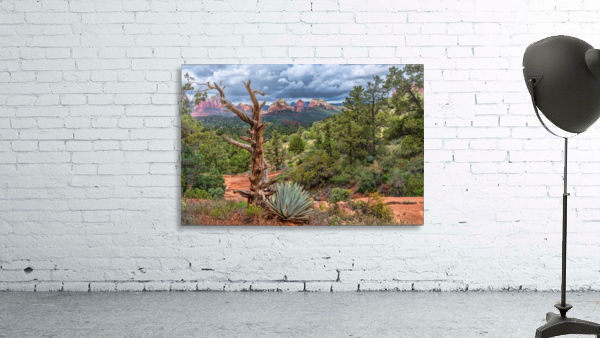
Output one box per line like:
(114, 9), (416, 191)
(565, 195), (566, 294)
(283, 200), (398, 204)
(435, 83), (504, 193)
(222, 172), (424, 225)
(222, 171), (283, 200)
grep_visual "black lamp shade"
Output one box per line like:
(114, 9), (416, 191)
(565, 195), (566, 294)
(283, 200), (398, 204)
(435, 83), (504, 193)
(523, 35), (600, 133)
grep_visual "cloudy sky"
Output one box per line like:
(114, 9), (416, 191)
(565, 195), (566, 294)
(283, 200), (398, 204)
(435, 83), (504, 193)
(181, 64), (404, 105)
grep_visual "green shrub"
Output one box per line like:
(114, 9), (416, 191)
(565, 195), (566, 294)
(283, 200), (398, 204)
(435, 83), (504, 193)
(328, 188), (351, 204)
(228, 151), (251, 174)
(356, 168), (382, 194)
(400, 134), (423, 158)
(349, 192), (393, 223)
(289, 150), (340, 188)
(329, 172), (352, 186)
(183, 188), (211, 199)
(193, 167), (225, 191)
(385, 158), (424, 197)
(288, 133), (305, 155)
(386, 168), (407, 197)
(209, 201), (239, 220)
(245, 204), (264, 218)
(405, 174), (424, 197)
(208, 187), (225, 199)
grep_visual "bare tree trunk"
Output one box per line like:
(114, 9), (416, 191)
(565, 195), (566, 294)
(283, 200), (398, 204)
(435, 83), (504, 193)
(371, 99), (376, 156)
(205, 80), (276, 206)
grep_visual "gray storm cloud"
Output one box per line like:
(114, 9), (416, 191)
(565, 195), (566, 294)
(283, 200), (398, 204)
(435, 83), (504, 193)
(182, 64), (403, 105)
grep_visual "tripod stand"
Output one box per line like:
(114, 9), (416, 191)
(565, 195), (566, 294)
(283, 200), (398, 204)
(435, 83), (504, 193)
(535, 138), (600, 337)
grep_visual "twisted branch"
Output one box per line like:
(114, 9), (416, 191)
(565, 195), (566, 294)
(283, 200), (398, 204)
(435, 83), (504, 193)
(206, 81), (256, 127)
(239, 135), (252, 144)
(243, 80), (265, 120)
(223, 135), (251, 152)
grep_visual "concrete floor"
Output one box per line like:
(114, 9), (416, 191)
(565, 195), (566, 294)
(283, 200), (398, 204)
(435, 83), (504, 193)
(1, 292), (600, 337)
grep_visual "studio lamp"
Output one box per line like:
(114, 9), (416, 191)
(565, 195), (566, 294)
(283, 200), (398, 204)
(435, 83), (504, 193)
(524, 35), (600, 337)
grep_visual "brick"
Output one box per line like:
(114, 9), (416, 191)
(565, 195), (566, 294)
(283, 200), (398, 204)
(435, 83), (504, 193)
(62, 282), (90, 292)
(39, 141), (66, 152)
(82, 13), (134, 24)
(11, 141), (38, 152)
(1, 0), (600, 295)
(74, 129), (129, 140)
(20, 129), (73, 140)
(18, 152), (71, 164)
(90, 283), (117, 292)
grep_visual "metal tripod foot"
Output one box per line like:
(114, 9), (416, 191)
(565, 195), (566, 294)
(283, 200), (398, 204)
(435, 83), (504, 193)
(535, 312), (600, 337)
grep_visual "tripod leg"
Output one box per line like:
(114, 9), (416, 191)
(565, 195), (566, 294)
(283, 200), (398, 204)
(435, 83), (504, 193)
(536, 313), (600, 337)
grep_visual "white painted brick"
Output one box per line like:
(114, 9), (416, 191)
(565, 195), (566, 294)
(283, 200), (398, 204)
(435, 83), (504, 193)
(39, 141), (66, 152)
(36, 282), (64, 292)
(116, 282), (145, 291)
(18, 152), (71, 164)
(93, 141), (120, 151)
(352, 35), (403, 47)
(444, 139), (468, 150)
(66, 141), (92, 152)
(90, 282), (117, 292)
(316, 47), (342, 58)
(343, 47), (368, 58)
(62, 282), (90, 292)
(454, 150), (507, 162)
(72, 151), (125, 164)
(340, 24), (366, 35)
(2, 0), (600, 294)
(121, 140), (148, 151)
(305, 282), (332, 292)
(20, 129), (73, 140)
(469, 139), (498, 149)
(289, 47), (314, 58)
(169, 282), (198, 291)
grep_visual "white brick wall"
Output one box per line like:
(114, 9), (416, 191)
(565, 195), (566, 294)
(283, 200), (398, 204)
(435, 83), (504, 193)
(2, 0), (600, 292)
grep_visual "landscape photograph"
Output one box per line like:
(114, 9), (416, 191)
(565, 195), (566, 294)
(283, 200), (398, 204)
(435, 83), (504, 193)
(180, 64), (424, 226)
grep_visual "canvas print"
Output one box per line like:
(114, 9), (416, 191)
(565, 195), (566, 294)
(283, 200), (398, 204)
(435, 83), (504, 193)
(180, 64), (424, 226)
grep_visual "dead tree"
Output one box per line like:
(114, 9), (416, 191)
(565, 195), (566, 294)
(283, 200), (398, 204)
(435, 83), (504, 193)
(205, 80), (277, 206)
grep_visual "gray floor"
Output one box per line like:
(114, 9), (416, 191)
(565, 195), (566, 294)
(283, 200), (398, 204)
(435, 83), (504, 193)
(1, 292), (600, 337)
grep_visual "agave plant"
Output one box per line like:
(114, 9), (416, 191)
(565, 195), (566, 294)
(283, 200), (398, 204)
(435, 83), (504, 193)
(265, 181), (314, 221)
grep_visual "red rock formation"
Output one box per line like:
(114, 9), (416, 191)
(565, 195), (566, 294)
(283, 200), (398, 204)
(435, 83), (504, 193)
(237, 103), (252, 114)
(267, 98), (291, 113)
(294, 99), (305, 112)
(308, 98), (332, 110)
(191, 94), (222, 117)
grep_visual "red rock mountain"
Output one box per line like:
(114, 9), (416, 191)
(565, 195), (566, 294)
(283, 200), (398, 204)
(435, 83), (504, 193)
(191, 94), (256, 117)
(191, 94), (222, 117)
(237, 103), (252, 113)
(308, 98), (333, 110)
(192, 96), (337, 117)
(267, 98), (291, 113)
(294, 99), (305, 112)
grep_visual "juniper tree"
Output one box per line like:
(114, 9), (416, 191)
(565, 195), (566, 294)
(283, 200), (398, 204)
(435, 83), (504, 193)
(205, 80), (276, 206)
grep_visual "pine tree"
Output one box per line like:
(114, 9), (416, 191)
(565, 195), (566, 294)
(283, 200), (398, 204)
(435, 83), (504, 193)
(385, 65), (424, 114)
(265, 130), (285, 169)
(323, 120), (333, 157)
(364, 75), (388, 157)
(288, 133), (305, 155)
(339, 86), (367, 164)
(180, 73), (206, 116)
